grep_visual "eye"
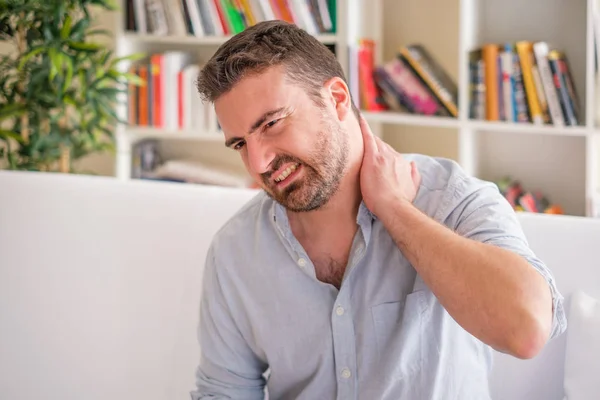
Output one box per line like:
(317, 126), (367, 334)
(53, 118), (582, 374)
(265, 119), (279, 129)
(233, 140), (246, 151)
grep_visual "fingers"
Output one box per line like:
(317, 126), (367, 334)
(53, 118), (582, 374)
(359, 114), (378, 153)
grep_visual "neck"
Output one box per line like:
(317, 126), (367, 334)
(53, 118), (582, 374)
(287, 169), (362, 241)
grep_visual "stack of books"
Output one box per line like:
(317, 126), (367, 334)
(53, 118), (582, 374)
(127, 52), (219, 133)
(354, 41), (459, 118)
(469, 41), (580, 127)
(496, 176), (564, 215)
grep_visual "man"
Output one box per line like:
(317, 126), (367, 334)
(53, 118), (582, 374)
(190, 20), (566, 400)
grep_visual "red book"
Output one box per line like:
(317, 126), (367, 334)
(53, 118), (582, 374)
(358, 39), (386, 111)
(150, 54), (164, 127)
(213, 0), (230, 34)
(177, 70), (184, 129)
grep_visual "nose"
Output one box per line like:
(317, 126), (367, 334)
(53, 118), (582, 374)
(246, 140), (275, 176)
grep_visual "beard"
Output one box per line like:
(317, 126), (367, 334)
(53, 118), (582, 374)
(260, 117), (349, 213)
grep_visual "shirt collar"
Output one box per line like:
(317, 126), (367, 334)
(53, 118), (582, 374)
(270, 199), (376, 249)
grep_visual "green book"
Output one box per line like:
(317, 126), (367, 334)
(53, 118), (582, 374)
(221, 0), (245, 34)
(328, 0), (336, 33)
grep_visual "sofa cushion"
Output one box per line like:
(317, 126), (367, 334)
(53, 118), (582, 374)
(563, 290), (600, 400)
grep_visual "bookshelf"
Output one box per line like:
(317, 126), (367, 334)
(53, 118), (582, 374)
(113, 0), (600, 218)
(113, 0), (349, 183)
(368, 0), (600, 218)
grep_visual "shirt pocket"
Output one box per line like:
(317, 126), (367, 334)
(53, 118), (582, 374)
(371, 290), (427, 380)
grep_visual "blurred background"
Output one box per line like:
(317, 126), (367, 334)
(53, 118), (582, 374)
(3, 4), (600, 400)
(2, 0), (600, 218)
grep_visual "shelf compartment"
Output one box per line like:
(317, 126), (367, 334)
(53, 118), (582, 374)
(475, 130), (587, 216)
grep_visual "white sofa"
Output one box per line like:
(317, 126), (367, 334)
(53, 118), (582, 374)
(0, 171), (599, 400)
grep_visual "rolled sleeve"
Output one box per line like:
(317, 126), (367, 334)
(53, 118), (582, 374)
(442, 173), (567, 341)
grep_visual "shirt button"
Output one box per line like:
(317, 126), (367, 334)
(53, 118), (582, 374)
(341, 368), (351, 379)
(297, 258), (307, 267)
(335, 306), (345, 316)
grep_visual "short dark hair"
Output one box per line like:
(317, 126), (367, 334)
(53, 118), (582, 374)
(196, 20), (359, 118)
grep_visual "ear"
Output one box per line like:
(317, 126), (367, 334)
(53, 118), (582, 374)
(324, 77), (352, 122)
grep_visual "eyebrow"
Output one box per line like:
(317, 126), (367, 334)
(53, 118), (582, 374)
(224, 107), (287, 148)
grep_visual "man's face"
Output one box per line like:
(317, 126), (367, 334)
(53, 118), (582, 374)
(215, 66), (349, 212)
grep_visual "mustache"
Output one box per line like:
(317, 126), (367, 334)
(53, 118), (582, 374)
(261, 154), (304, 182)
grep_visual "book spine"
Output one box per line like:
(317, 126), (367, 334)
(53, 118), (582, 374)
(515, 41), (543, 124)
(556, 52), (581, 124)
(358, 39), (386, 111)
(374, 67), (419, 114)
(138, 65), (149, 126)
(533, 41), (564, 126)
(548, 55), (577, 126)
(399, 46), (459, 117)
(384, 57), (444, 116)
(531, 65), (550, 123)
(512, 51), (530, 123)
(501, 44), (515, 122)
(482, 44), (499, 121)
(151, 54), (163, 128)
(497, 53), (505, 121)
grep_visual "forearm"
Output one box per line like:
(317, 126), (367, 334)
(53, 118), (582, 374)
(380, 199), (553, 359)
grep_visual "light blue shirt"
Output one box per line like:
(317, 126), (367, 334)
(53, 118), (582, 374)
(191, 154), (567, 400)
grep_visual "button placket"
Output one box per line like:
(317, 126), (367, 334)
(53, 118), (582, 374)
(331, 290), (356, 400)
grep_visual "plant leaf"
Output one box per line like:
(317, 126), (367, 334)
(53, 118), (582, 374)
(68, 41), (102, 52)
(0, 104), (27, 120)
(48, 47), (61, 81)
(62, 55), (74, 92)
(17, 47), (45, 70)
(0, 129), (24, 143)
(60, 14), (72, 40)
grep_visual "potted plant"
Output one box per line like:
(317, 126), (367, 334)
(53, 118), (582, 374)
(0, 0), (143, 173)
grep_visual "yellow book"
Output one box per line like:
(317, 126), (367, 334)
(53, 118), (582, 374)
(515, 41), (543, 124)
(239, 0), (257, 26)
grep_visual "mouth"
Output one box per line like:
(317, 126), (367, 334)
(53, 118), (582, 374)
(273, 163), (301, 188)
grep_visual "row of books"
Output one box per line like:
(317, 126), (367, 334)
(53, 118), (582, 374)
(353, 40), (459, 118)
(126, 52), (219, 132)
(470, 41), (581, 126)
(124, 0), (336, 37)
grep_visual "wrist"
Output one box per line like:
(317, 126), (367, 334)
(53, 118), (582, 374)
(375, 195), (415, 226)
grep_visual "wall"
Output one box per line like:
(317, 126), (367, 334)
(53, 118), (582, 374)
(380, 0), (460, 161)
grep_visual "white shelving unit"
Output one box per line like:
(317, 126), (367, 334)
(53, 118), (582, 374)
(112, 0), (600, 218)
(368, 0), (600, 217)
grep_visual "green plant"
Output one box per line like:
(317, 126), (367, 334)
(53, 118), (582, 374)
(0, 0), (144, 172)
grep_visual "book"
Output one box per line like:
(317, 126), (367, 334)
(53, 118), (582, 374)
(399, 44), (459, 118)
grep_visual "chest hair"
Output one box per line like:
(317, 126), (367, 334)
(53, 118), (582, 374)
(312, 255), (348, 290)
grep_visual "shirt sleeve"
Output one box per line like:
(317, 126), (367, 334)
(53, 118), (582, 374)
(190, 244), (267, 400)
(442, 172), (567, 341)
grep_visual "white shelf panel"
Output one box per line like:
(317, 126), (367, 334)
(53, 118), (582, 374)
(468, 120), (590, 137)
(363, 111), (591, 137)
(362, 111), (460, 129)
(125, 127), (224, 142)
(121, 33), (339, 46)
